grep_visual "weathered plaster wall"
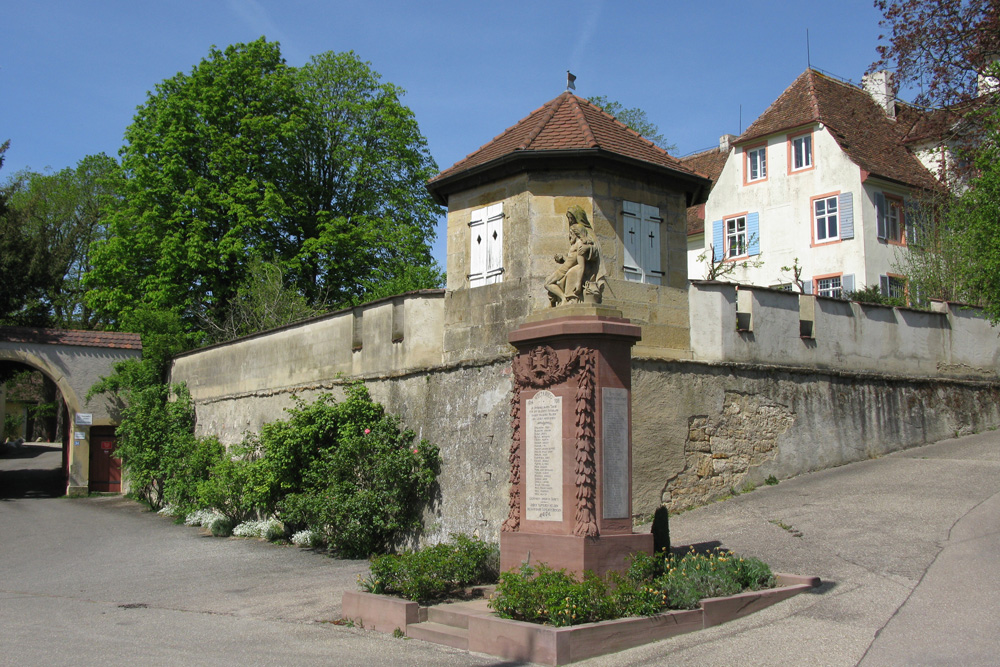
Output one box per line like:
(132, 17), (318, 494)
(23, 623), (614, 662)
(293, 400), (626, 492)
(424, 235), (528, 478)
(690, 282), (1000, 380)
(631, 359), (1000, 514)
(172, 291), (446, 406)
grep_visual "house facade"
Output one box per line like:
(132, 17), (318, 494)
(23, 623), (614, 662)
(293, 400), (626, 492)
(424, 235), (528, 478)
(684, 69), (943, 299)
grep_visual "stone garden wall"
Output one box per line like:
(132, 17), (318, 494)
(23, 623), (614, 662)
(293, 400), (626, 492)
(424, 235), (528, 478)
(170, 282), (1000, 542)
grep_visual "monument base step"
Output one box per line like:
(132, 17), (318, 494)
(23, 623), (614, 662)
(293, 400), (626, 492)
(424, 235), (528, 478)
(500, 531), (654, 580)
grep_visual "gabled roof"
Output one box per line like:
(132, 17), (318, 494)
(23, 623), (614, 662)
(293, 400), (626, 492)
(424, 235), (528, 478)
(0, 326), (142, 350)
(427, 92), (710, 205)
(737, 69), (942, 191)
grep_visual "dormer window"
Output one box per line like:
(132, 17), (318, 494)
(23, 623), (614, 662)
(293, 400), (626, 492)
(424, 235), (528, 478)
(745, 144), (767, 183)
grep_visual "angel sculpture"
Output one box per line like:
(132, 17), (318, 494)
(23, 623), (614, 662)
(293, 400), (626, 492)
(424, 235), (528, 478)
(545, 206), (608, 307)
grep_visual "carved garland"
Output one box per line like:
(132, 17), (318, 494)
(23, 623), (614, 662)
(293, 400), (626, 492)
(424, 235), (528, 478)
(502, 345), (599, 537)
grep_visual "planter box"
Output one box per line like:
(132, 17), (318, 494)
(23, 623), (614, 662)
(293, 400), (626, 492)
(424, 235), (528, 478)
(341, 573), (821, 665)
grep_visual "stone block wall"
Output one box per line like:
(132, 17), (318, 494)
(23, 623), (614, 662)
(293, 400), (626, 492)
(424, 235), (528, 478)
(631, 359), (1000, 515)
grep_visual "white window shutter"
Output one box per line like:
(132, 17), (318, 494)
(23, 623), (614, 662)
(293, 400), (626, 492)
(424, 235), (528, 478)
(485, 203), (504, 284)
(623, 201), (641, 275)
(641, 204), (662, 284)
(875, 192), (887, 241)
(842, 273), (855, 294)
(839, 192), (854, 240)
(880, 274), (890, 297)
(803, 280), (813, 294)
(468, 207), (487, 288)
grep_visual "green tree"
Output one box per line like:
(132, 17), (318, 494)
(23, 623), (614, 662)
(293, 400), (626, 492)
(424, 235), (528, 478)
(587, 95), (676, 151)
(85, 39), (443, 336)
(950, 108), (1000, 321)
(2, 154), (120, 328)
(201, 257), (327, 343)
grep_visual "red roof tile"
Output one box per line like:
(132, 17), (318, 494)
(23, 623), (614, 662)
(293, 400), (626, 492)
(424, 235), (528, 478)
(679, 148), (729, 236)
(0, 326), (143, 350)
(738, 69), (942, 191)
(429, 92), (706, 190)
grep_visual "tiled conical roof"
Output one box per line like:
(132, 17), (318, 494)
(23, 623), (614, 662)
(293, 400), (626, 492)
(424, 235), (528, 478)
(737, 69), (941, 191)
(427, 92), (709, 204)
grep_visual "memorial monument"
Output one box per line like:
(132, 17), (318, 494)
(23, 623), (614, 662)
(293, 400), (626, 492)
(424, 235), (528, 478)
(499, 213), (654, 579)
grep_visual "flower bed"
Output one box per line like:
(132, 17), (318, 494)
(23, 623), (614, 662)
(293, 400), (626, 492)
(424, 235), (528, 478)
(342, 573), (820, 665)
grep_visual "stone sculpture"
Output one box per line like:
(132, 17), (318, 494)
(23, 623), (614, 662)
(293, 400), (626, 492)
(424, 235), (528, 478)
(545, 206), (608, 306)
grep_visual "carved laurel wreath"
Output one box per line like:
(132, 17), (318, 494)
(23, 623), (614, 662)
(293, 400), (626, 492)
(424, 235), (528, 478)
(502, 344), (598, 537)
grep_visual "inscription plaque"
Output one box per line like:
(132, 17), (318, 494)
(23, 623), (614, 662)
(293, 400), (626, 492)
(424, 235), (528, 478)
(526, 390), (563, 521)
(602, 387), (629, 519)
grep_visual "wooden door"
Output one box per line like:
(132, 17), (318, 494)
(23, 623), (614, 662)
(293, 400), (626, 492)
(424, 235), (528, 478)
(89, 429), (121, 493)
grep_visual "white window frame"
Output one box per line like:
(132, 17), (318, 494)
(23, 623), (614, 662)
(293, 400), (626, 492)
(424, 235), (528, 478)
(791, 134), (812, 171)
(746, 145), (767, 182)
(622, 201), (663, 285)
(814, 195), (840, 242)
(726, 215), (747, 258)
(816, 275), (843, 299)
(468, 203), (504, 288)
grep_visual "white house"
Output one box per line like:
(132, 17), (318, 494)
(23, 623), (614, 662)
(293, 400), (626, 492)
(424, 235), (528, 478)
(683, 68), (945, 300)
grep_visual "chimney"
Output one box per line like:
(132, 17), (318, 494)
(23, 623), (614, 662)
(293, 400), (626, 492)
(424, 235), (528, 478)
(719, 134), (737, 153)
(863, 70), (897, 118)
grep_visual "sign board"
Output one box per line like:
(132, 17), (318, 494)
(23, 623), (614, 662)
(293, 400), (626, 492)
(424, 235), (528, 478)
(74, 413), (93, 426)
(74, 431), (86, 441)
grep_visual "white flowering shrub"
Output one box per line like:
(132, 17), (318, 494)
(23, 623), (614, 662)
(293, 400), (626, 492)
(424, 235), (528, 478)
(157, 505), (178, 517)
(291, 530), (320, 548)
(184, 508), (223, 527)
(233, 518), (284, 540)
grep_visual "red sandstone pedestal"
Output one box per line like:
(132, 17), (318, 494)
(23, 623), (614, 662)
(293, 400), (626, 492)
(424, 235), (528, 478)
(500, 307), (653, 579)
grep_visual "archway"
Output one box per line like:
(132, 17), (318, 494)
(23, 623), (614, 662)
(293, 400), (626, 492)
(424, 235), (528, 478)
(0, 327), (142, 495)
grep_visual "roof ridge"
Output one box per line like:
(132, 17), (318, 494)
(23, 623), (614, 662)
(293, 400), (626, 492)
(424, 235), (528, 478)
(518, 92), (567, 150)
(584, 95), (679, 161)
(566, 94), (599, 148)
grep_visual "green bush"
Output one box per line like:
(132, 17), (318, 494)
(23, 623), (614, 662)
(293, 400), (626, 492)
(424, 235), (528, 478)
(267, 384), (440, 557)
(363, 534), (499, 602)
(191, 383), (439, 557)
(489, 548), (775, 625)
(196, 441), (274, 525)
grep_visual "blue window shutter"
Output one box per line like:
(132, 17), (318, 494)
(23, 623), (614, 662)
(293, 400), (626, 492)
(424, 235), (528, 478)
(839, 192), (854, 240)
(712, 219), (724, 262)
(746, 212), (760, 256)
(875, 192), (887, 240)
(842, 273), (855, 294)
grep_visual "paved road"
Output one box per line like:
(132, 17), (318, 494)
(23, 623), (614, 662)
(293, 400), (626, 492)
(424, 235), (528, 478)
(2, 432), (999, 666)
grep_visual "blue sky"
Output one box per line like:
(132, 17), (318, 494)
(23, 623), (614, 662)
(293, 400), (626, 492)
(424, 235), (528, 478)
(3, 0), (891, 266)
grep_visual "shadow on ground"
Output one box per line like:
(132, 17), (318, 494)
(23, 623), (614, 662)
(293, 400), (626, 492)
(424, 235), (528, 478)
(0, 443), (65, 500)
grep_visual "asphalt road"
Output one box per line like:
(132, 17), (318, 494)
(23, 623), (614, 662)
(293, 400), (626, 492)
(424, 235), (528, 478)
(2, 432), (999, 666)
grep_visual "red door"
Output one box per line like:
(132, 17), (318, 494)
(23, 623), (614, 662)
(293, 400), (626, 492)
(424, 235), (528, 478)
(89, 433), (121, 493)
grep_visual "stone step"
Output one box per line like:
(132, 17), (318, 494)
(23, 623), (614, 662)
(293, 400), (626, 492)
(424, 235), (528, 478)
(426, 599), (493, 629)
(406, 621), (469, 650)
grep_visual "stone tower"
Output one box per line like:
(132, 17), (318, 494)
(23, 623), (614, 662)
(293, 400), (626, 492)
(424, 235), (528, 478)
(426, 92), (710, 363)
